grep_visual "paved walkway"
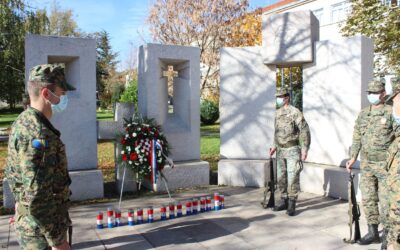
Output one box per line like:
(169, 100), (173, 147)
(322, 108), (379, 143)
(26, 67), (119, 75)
(0, 186), (382, 250)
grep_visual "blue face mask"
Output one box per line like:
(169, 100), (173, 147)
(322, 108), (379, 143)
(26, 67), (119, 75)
(367, 93), (381, 105)
(49, 90), (68, 113)
(393, 108), (400, 125)
(276, 97), (284, 108)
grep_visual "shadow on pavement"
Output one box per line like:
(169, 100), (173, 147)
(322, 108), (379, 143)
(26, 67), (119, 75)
(73, 213), (275, 249)
(296, 196), (345, 215)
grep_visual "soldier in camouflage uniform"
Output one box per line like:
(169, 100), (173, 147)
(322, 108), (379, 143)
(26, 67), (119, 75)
(5, 63), (75, 250)
(269, 87), (311, 216)
(383, 76), (400, 250)
(346, 79), (397, 247)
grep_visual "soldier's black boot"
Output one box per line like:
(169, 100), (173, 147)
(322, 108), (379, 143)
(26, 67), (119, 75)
(286, 199), (296, 216)
(357, 224), (381, 245)
(273, 198), (288, 211)
(381, 228), (388, 250)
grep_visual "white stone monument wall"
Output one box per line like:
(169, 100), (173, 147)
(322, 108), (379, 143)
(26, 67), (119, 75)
(220, 46), (276, 159)
(262, 11), (319, 65)
(138, 43), (201, 161)
(24, 34), (103, 201)
(303, 36), (373, 167)
(138, 43), (209, 191)
(25, 34), (97, 171)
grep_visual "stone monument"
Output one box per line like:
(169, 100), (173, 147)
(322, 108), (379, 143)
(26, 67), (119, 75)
(22, 34), (103, 201)
(138, 43), (209, 191)
(219, 10), (373, 200)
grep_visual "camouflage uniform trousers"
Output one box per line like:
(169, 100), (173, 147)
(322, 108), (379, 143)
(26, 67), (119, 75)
(386, 172), (400, 247)
(276, 146), (303, 200)
(15, 227), (51, 250)
(14, 206), (68, 250)
(360, 160), (389, 226)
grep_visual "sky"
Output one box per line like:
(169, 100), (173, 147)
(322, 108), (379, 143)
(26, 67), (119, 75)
(28, 0), (280, 70)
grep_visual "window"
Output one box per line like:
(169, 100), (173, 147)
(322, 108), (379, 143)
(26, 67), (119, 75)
(312, 8), (324, 23)
(381, 0), (399, 6)
(331, 1), (351, 23)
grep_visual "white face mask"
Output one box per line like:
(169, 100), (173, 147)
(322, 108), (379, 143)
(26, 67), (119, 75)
(276, 97), (285, 108)
(367, 93), (381, 105)
(49, 90), (68, 113)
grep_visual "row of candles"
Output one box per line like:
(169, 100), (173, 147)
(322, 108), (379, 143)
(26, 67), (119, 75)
(96, 193), (225, 229)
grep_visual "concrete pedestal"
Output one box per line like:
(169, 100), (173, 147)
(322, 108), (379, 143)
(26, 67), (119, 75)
(3, 170), (104, 209)
(143, 161), (210, 192)
(115, 164), (138, 194)
(218, 160), (361, 201)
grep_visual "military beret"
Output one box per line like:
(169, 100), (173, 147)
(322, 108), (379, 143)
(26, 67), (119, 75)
(29, 63), (75, 91)
(366, 78), (385, 93)
(386, 76), (400, 102)
(276, 87), (289, 97)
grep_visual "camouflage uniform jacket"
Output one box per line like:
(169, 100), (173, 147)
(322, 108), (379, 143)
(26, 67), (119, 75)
(385, 137), (400, 244)
(5, 107), (71, 247)
(274, 105), (311, 151)
(350, 104), (398, 162)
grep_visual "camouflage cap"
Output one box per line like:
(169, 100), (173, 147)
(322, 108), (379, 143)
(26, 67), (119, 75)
(276, 87), (289, 97)
(386, 76), (400, 102)
(29, 63), (75, 91)
(366, 78), (385, 92)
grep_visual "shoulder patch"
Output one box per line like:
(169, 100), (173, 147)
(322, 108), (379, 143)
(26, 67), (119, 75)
(31, 139), (48, 149)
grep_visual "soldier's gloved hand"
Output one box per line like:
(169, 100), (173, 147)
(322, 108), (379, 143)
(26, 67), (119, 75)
(301, 149), (308, 161)
(346, 158), (356, 173)
(269, 147), (276, 157)
(52, 241), (71, 250)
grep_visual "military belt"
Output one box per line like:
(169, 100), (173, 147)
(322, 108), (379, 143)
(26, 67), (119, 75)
(278, 140), (299, 148)
(363, 152), (387, 162)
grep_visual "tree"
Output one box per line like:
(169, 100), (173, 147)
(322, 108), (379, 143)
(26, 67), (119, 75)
(119, 79), (138, 112)
(94, 30), (119, 108)
(47, 0), (80, 37)
(225, 8), (262, 47)
(0, 0), (80, 109)
(147, 0), (250, 100)
(341, 0), (400, 75)
(0, 0), (48, 108)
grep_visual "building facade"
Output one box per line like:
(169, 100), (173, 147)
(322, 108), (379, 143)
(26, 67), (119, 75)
(262, 0), (398, 86)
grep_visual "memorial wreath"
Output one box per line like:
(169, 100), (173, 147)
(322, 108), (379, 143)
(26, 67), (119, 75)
(118, 115), (171, 182)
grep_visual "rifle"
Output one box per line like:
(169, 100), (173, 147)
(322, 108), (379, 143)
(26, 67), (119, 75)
(261, 158), (275, 209)
(68, 225), (73, 247)
(343, 173), (361, 244)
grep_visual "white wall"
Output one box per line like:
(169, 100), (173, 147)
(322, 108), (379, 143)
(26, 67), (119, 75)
(220, 46), (276, 159)
(25, 34), (97, 171)
(303, 36), (374, 166)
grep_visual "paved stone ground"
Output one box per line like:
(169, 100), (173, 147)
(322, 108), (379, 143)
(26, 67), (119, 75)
(0, 186), (382, 250)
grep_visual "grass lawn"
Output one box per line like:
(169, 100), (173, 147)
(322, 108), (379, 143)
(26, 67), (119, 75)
(96, 109), (114, 121)
(0, 108), (114, 129)
(0, 108), (23, 128)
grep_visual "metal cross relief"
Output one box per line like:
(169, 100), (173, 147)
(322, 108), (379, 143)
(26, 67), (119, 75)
(163, 65), (178, 82)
